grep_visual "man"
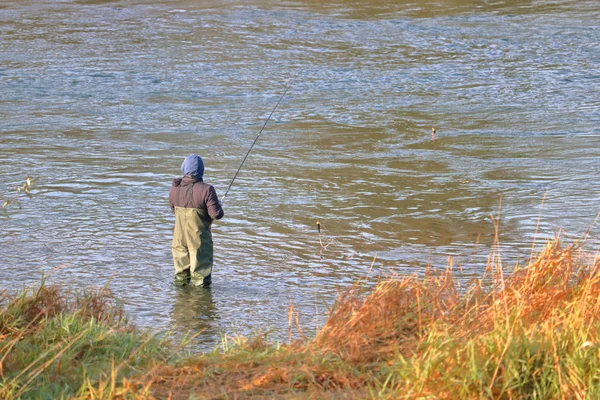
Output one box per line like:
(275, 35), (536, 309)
(169, 154), (224, 287)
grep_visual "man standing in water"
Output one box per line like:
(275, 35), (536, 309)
(169, 154), (224, 287)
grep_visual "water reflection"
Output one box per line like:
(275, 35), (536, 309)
(170, 286), (219, 347)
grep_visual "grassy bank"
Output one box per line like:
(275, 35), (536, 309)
(0, 284), (169, 399)
(3, 239), (600, 399)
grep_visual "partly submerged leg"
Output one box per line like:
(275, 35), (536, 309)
(172, 211), (191, 286)
(189, 229), (213, 287)
(172, 245), (191, 286)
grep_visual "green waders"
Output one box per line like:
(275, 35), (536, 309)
(172, 206), (213, 287)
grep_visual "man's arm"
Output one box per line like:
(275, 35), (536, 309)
(206, 186), (224, 220)
(168, 186), (176, 213)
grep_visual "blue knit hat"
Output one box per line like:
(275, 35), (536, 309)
(181, 154), (205, 178)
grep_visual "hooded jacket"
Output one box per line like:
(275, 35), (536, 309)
(169, 154), (224, 223)
(181, 153), (204, 178)
(169, 176), (224, 222)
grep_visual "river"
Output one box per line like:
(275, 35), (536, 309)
(1, 0), (599, 350)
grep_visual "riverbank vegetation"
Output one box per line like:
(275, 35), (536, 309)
(3, 238), (600, 399)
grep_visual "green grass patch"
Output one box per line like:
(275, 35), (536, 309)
(0, 284), (169, 399)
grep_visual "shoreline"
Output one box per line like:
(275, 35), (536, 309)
(2, 237), (599, 399)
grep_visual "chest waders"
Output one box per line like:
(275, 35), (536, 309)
(172, 206), (213, 286)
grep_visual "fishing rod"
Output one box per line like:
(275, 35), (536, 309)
(220, 75), (298, 204)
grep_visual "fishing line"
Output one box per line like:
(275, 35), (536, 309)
(221, 74), (299, 204)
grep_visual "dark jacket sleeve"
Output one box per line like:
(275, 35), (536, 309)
(206, 185), (224, 220)
(169, 186), (176, 213)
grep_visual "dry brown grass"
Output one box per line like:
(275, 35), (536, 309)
(6, 237), (600, 399)
(0, 284), (126, 338)
(124, 237), (600, 399)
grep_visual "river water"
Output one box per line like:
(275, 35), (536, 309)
(1, 0), (599, 350)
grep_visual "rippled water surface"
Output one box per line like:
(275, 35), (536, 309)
(1, 0), (600, 349)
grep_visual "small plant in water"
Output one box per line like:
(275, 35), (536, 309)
(1, 175), (36, 213)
